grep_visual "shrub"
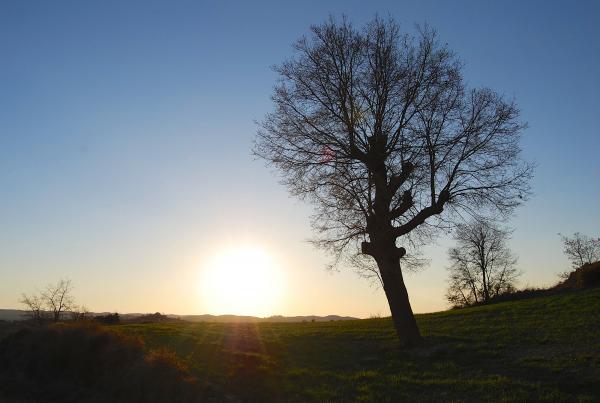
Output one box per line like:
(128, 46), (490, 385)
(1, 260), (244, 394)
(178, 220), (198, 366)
(556, 261), (600, 290)
(0, 323), (213, 402)
(573, 262), (600, 288)
(95, 312), (120, 324)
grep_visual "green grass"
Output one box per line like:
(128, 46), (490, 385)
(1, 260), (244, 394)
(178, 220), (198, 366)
(115, 288), (600, 402)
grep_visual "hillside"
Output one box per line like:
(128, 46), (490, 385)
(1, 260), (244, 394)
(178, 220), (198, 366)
(1, 288), (598, 402)
(115, 288), (600, 402)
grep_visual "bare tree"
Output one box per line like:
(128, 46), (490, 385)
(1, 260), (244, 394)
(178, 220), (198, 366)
(254, 17), (533, 346)
(446, 221), (519, 307)
(20, 293), (45, 322)
(41, 279), (75, 322)
(559, 232), (600, 270)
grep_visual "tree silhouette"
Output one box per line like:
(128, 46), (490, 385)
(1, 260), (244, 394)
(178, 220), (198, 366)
(20, 293), (44, 322)
(255, 17), (533, 346)
(559, 232), (600, 270)
(41, 279), (75, 322)
(20, 278), (76, 322)
(446, 221), (520, 307)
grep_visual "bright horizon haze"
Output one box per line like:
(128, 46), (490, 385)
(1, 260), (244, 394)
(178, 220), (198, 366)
(1, 0), (599, 318)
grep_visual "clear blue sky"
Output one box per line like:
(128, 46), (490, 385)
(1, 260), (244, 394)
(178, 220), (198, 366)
(1, 0), (599, 316)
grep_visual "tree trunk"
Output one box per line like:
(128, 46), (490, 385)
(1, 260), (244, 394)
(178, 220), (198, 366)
(376, 253), (423, 347)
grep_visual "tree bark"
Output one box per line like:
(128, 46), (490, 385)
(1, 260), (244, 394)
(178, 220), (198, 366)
(376, 253), (423, 347)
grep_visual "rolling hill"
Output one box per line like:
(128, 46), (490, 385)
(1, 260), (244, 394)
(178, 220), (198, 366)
(1, 288), (598, 401)
(116, 287), (600, 401)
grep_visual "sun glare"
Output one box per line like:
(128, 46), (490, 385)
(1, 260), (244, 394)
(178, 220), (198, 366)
(200, 246), (284, 317)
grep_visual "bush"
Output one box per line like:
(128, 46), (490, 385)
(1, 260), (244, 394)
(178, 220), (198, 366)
(556, 261), (600, 290)
(0, 323), (214, 402)
(95, 312), (120, 324)
(483, 287), (555, 305)
(573, 262), (600, 288)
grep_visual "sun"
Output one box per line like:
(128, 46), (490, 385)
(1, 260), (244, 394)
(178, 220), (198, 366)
(199, 245), (284, 317)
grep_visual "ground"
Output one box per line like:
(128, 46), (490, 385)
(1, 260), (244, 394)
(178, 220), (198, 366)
(112, 288), (600, 402)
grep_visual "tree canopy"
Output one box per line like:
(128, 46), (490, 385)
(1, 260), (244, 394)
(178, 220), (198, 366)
(255, 16), (533, 345)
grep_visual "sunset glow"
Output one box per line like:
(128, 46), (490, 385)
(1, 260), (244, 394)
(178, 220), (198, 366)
(199, 246), (284, 317)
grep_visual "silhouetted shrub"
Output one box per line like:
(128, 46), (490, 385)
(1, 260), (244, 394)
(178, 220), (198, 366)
(127, 312), (183, 324)
(572, 262), (600, 288)
(556, 261), (600, 290)
(0, 323), (214, 402)
(483, 287), (557, 305)
(95, 312), (120, 324)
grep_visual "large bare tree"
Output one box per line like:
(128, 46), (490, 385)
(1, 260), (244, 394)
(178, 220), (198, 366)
(254, 17), (533, 346)
(446, 221), (520, 307)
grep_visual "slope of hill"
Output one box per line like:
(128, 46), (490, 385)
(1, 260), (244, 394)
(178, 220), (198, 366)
(111, 288), (600, 402)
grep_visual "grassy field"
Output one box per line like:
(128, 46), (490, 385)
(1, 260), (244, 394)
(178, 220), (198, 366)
(112, 288), (600, 402)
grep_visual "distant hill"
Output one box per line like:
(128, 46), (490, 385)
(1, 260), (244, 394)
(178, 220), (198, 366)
(179, 314), (358, 323)
(0, 309), (358, 323)
(0, 309), (26, 321)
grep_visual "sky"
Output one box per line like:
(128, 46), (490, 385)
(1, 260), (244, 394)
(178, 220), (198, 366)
(1, 0), (599, 318)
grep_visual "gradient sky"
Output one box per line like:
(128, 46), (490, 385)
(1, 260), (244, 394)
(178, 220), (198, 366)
(1, 0), (599, 317)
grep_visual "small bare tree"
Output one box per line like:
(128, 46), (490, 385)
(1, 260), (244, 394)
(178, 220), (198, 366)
(41, 279), (75, 322)
(446, 221), (519, 307)
(559, 232), (600, 269)
(255, 17), (533, 345)
(20, 279), (77, 323)
(20, 293), (45, 322)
